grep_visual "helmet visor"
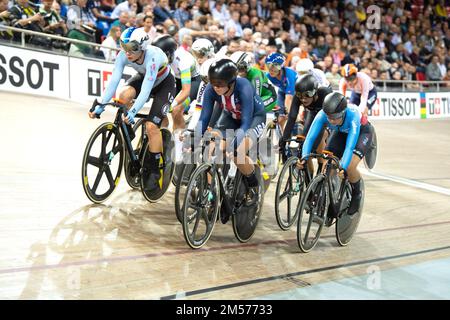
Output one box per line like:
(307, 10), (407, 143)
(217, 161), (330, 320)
(266, 62), (283, 71)
(296, 89), (316, 98)
(120, 40), (140, 53)
(346, 74), (357, 82)
(325, 110), (345, 120)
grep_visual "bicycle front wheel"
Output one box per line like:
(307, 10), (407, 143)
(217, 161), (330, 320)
(274, 156), (304, 230)
(296, 174), (329, 253)
(81, 122), (124, 203)
(182, 163), (220, 249)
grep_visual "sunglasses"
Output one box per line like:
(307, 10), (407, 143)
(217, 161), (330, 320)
(346, 75), (357, 82)
(296, 90), (316, 98)
(266, 63), (283, 71)
(120, 41), (140, 54)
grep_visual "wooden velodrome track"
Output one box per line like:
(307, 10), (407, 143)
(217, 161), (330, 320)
(0, 91), (449, 299)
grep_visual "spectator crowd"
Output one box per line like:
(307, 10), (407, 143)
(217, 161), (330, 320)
(1, 0), (449, 85)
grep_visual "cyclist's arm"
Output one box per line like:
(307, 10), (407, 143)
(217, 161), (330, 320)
(340, 113), (361, 170)
(301, 111), (327, 160)
(101, 52), (127, 104)
(233, 82), (255, 151)
(284, 71), (296, 114)
(282, 95), (301, 142)
(358, 75), (370, 113)
(198, 85), (216, 135)
(128, 58), (159, 117)
(339, 77), (347, 96)
(173, 68), (192, 110)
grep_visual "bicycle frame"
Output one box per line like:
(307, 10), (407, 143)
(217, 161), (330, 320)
(310, 152), (349, 221)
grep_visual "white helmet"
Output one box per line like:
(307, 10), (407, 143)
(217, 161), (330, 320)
(200, 58), (217, 82)
(120, 27), (150, 52)
(191, 38), (215, 59)
(296, 58), (314, 73)
(230, 51), (254, 73)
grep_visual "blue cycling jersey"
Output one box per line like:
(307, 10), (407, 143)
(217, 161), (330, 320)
(265, 67), (297, 95)
(302, 104), (362, 170)
(98, 45), (170, 116)
(199, 77), (265, 147)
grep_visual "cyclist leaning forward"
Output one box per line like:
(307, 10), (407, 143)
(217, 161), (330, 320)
(88, 27), (176, 192)
(299, 92), (375, 215)
(279, 74), (332, 171)
(230, 51), (277, 113)
(195, 58), (267, 217)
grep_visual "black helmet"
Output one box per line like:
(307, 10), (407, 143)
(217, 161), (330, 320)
(295, 74), (318, 98)
(208, 58), (238, 87)
(152, 35), (177, 64)
(323, 92), (347, 119)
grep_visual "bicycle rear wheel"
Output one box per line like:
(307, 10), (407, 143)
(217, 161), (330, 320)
(81, 122), (124, 203)
(141, 128), (176, 202)
(336, 179), (365, 246)
(274, 156), (304, 230)
(182, 163), (220, 249)
(232, 166), (265, 243)
(296, 174), (329, 253)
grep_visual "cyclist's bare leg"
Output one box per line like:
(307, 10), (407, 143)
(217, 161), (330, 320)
(160, 116), (169, 128)
(146, 122), (163, 153)
(234, 137), (255, 176)
(346, 154), (362, 184)
(171, 104), (186, 131)
(118, 86), (136, 108)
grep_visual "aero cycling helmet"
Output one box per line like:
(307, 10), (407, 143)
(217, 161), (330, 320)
(322, 92), (347, 119)
(152, 35), (178, 64)
(120, 27), (150, 52)
(208, 58), (237, 87)
(230, 51), (254, 73)
(296, 58), (314, 73)
(295, 74), (319, 98)
(191, 38), (215, 59)
(200, 58), (217, 83)
(341, 63), (358, 81)
(265, 52), (285, 69)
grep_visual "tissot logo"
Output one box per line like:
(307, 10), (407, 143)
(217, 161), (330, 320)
(87, 69), (131, 96)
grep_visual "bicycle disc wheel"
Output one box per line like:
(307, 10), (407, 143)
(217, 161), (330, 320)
(274, 156), (304, 230)
(232, 166), (265, 243)
(336, 179), (365, 246)
(124, 119), (145, 190)
(296, 174), (329, 253)
(141, 128), (176, 203)
(82, 122), (124, 203)
(182, 163), (220, 249)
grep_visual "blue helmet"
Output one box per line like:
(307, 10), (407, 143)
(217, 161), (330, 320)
(265, 52), (285, 67)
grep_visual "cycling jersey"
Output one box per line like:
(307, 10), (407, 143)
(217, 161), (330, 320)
(339, 72), (376, 113)
(266, 67), (298, 114)
(199, 77), (266, 149)
(302, 104), (362, 170)
(99, 45), (170, 115)
(266, 66), (297, 96)
(282, 86), (332, 143)
(308, 68), (331, 88)
(246, 67), (277, 112)
(172, 47), (200, 83)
